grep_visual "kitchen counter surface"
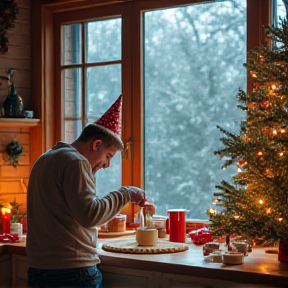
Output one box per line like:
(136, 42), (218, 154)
(1, 236), (288, 287)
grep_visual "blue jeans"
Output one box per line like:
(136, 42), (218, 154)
(27, 265), (102, 288)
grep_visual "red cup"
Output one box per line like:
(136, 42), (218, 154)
(167, 209), (186, 243)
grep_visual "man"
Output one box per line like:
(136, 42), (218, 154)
(26, 95), (145, 287)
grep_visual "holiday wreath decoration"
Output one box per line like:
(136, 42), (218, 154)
(6, 140), (23, 167)
(0, 0), (19, 53)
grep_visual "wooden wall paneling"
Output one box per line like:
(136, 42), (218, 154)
(0, 166), (30, 179)
(0, 123), (33, 213)
(0, 0), (32, 111)
(0, 0), (34, 215)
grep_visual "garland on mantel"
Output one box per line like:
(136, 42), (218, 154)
(0, 0), (19, 53)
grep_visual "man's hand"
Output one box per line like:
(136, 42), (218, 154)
(126, 186), (146, 207)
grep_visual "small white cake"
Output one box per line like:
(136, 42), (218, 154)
(222, 252), (244, 265)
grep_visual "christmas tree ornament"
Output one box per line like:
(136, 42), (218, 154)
(92, 94), (123, 149)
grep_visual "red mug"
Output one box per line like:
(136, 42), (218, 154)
(167, 209), (186, 243)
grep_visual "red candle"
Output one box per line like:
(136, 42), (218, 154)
(1, 208), (11, 234)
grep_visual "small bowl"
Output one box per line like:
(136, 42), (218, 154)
(222, 252), (244, 265)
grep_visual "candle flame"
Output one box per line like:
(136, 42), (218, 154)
(1, 207), (11, 214)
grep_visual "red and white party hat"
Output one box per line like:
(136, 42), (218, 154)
(93, 94), (123, 148)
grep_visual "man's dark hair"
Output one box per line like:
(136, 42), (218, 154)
(79, 124), (123, 150)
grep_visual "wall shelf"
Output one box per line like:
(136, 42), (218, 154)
(0, 118), (40, 127)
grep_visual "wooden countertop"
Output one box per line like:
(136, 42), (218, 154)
(98, 237), (288, 287)
(1, 236), (288, 287)
(0, 239), (26, 256)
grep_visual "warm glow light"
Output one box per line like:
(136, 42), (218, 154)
(252, 73), (257, 78)
(271, 84), (277, 90)
(208, 208), (216, 215)
(273, 129), (277, 135)
(266, 208), (272, 214)
(279, 152), (284, 157)
(234, 215), (240, 220)
(265, 169), (272, 177)
(281, 129), (285, 133)
(259, 199), (263, 205)
(257, 151), (263, 156)
(1, 208), (11, 214)
(243, 135), (249, 141)
(278, 218), (283, 222)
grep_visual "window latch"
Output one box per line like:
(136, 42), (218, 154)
(122, 137), (133, 160)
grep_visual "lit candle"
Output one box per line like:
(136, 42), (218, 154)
(1, 208), (11, 234)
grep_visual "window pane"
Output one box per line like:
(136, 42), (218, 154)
(86, 18), (121, 63)
(277, 0), (286, 20)
(65, 120), (82, 143)
(86, 65), (121, 122)
(94, 152), (122, 198)
(144, 0), (247, 219)
(62, 24), (82, 65)
(86, 65), (122, 196)
(63, 68), (82, 118)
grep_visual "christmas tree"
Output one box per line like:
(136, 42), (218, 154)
(209, 0), (288, 245)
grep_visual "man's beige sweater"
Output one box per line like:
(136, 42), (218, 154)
(27, 142), (131, 269)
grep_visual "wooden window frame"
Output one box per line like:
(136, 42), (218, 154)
(31, 0), (272, 188)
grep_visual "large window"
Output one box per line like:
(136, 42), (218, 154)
(44, 0), (272, 220)
(143, 1), (246, 218)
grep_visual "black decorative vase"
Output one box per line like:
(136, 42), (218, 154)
(2, 84), (24, 118)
